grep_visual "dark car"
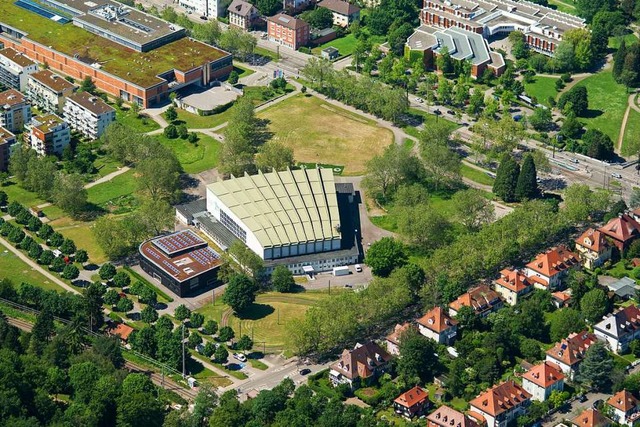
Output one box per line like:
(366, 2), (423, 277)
(593, 399), (604, 409)
(578, 394), (587, 403)
(200, 15), (208, 20)
(434, 109), (442, 115)
(446, 110), (455, 115)
(299, 368), (311, 375)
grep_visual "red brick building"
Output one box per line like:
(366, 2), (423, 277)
(267, 13), (310, 50)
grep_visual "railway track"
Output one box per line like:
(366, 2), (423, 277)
(6, 317), (33, 332)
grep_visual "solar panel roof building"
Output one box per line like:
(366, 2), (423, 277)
(206, 168), (343, 260)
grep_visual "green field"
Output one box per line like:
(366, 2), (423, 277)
(1, 183), (46, 208)
(155, 133), (221, 174)
(115, 107), (161, 133)
(461, 163), (495, 186)
(174, 109), (224, 129)
(0, 241), (64, 292)
(524, 76), (559, 107)
(233, 64), (255, 79)
(48, 216), (107, 264)
(608, 33), (639, 50)
(547, 0), (577, 15)
(86, 170), (138, 208)
(258, 94), (393, 175)
(576, 71), (629, 143)
(312, 33), (386, 57)
(622, 109), (640, 156)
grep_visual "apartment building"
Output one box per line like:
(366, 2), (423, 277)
(317, 0), (361, 27)
(0, 89), (31, 133)
(27, 70), (76, 114)
(227, 0), (259, 31)
(27, 114), (71, 156)
(63, 92), (115, 140)
(179, 0), (223, 18)
(0, 48), (38, 91)
(267, 14), (310, 50)
(0, 126), (16, 172)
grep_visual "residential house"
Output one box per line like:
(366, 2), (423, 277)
(329, 342), (392, 389)
(0, 89), (31, 133)
(448, 284), (503, 317)
(545, 331), (597, 380)
(0, 127), (16, 172)
(575, 228), (613, 270)
(227, 0), (258, 31)
(594, 305), (640, 354)
(572, 409), (612, 427)
(606, 390), (640, 427)
(427, 405), (484, 427)
(604, 277), (640, 301)
(26, 70), (76, 114)
(108, 322), (134, 343)
(525, 245), (579, 290)
(63, 91), (115, 140)
(393, 386), (430, 418)
(317, 0), (361, 27)
(469, 381), (531, 427)
(551, 290), (572, 308)
(0, 48), (38, 91)
(386, 322), (413, 356)
(26, 114), (71, 156)
(599, 214), (640, 252)
(493, 268), (534, 306)
(521, 361), (565, 402)
(282, 0), (313, 13)
(417, 306), (458, 345)
(267, 14), (310, 50)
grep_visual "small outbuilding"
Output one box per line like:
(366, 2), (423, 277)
(321, 46), (339, 60)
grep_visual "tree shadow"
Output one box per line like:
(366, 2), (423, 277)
(582, 109), (603, 119)
(248, 351), (264, 359)
(288, 284), (307, 293)
(84, 263), (99, 271)
(225, 362), (243, 371)
(186, 357), (205, 376)
(237, 303), (275, 320)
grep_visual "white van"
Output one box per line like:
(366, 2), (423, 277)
(355, 264), (362, 272)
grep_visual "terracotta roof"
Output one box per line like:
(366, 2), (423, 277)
(386, 322), (413, 346)
(109, 323), (134, 341)
(522, 361), (565, 388)
(546, 331), (597, 367)
(428, 405), (481, 427)
(0, 89), (27, 108)
(494, 268), (532, 293)
(469, 381), (531, 417)
(418, 306), (458, 333)
(595, 305), (640, 341)
(607, 390), (639, 413)
(66, 91), (114, 116)
(227, 0), (256, 17)
(267, 13), (308, 30)
(394, 386), (429, 408)
(599, 214), (640, 244)
(449, 285), (502, 314)
(330, 342), (392, 380)
(572, 409), (611, 427)
(526, 245), (579, 278)
(317, 0), (361, 15)
(575, 228), (609, 252)
(0, 47), (36, 68)
(552, 291), (572, 303)
(29, 70), (76, 93)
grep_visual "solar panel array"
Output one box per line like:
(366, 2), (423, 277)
(162, 259), (180, 276)
(190, 247), (221, 267)
(154, 230), (204, 255)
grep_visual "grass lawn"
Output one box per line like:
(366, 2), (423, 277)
(115, 106), (161, 133)
(312, 33), (386, 58)
(86, 169), (138, 209)
(196, 291), (334, 352)
(461, 163), (495, 186)
(1, 183), (46, 208)
(547, 0), (577, 15)
(47, 218), (108, 264)
(576, 71), (630, 143)
(609, 33), (639, 49)
(248, 359), (268, 370)
(253, 46), (279, 61)
(174, 109), (223, 129)
(154, 133), (221, 174)
(93, 156), (123, 178)
(524, 76), (559, 107)
(40, 205), (66, 222)
(0, 241), (64, 292)
(622, 109), (640, 156)
(258, 94), (394, 175)
(233, 64), (255, 79)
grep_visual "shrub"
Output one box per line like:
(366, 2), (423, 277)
(113, 271), (131, 288)
(116, 297), (133, 313)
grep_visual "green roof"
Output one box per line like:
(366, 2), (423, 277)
(0, 0), (228, 88)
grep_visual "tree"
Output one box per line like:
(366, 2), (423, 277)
(580, 288), (609, 324)
(613, 40), (628, 81)
(583, 129), (614, 160)
(60, 239), (76, 255)
(451, 188), (495, 231)
(563, 184), (611, 223)
(189, 312), (204, 328)
(112, 271), (131, 288)
(529, 107), (553, 131)
(214, 345), (229, 363)
(218, 326), (235, 342)
(220, 97), (263, 176)
(174, 304), (191, 322)
(576, 0), (615, 22)
(255, 141), (294, 172)
(420, 141), (461, 192)
(203, 342), (217, 358)
(164, 106), (177, 122)
(236, 335), (253, 351)
(137, 154), (181, 202)
(362, 143), (424, 203)
(493, 153), (520, 202)
(117, 391), (164, 427)
(104, 289), (120, 306)
(188, 332), (202, 349)
(301, 7), (333, 29)
(548, 390), (571, 409)
(116, 297), (134, 313)
(271, 266), (295, 293)
(578, 341), (613, 390)
(397, 328), (439, 384)
(48, 232), (64, 247)
(515, 154), (539, 201)
(395, 203), (453, 251)
(560, 113), (584, 139)
(39, 224), (53, 240)
(223, 274), (257, 314)
(364, 237), (407, 277)
(50, 256), (66, 272)
(62, 264), (80, 280)
(549, 308), (585, 342)
(631, 189), (640, 209)
(558, 86), (589, 117)
(138, 286), (157, 306)
(40, 250), (54, 266)
(79, 76), (96, 93)
(29, 243), (43, 260)
(99, 263), (117, 281)
(75, 249), (88, 264)
(203, 320), (218, 336)
(228, 70), (239, 85)
(163, 124), (178, 139)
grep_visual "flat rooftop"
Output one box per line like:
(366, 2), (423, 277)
(32, 114), (65, 133)
(207, 168), (342, 249)
(0, 0), (229, 88)
(0, 88), (27, 107)
(67, 91), (114, 115)
(0, 47), (36, 67)
(139, 230), (223, 283)
(0, 126), (15, 144)
(30, 69), (76, 92)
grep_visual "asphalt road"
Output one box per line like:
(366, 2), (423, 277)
(542, 391), (610, 427)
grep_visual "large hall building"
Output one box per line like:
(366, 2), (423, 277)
(0, 0), (232, 107)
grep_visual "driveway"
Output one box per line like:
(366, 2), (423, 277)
(542, 391), (610, 427)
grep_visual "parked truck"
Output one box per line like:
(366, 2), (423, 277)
(332, 266), (350, 276)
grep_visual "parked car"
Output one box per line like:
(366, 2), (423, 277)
(446, 110), (455, 115)
(611, 173), (623, 179)
(570, 158), (579, 164)
(415, 97), (424, 103)
(355, 264), (362, 272)
(298, 368), (311, 375)
(344, 284), (353, 289)
(233, 353), (247, 362)
(593, 399), (604, 409)
(196, 344), (205, 355)
(200, 15), (207, 20)
(513, 114), (523, 122)
(434, 109), (442, 115)
(578, 394), (588, 403)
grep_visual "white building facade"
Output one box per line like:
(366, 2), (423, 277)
(27, 70), (76, 114)
(179, 0), (223, 18)
(63, 92), (115, 140)
(28, 114), (71, 156)
(0, 48), (38, 91)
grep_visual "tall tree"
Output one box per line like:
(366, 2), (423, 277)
(255, 141), (294, 172)
(493, 153), (520, 202)
(578, 341), (613, 390)
(451, 188), (495, 231)
(364, 237), (407, 277)
(613, 40), (628, 81)
(222, 274), (257, 314)
(397, 328), (439, 385)
(362, 144), (423, 203)
(580, 288), (609, 323)
(52, 173), (87, 217)
(515, 154), (539, 201)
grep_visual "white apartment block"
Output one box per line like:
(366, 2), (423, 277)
(0, 48), (38, 91)
(63, 92), (115, 140)
(179, 0), (223, 18)
(0, 89), (31, 133)
(27, 114), (71, 156)
(27, 70), (76, 114)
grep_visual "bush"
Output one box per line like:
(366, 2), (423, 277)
(113, 271), (131, 288)
(62, 264), (80, 280)
(116, 297), (133, 313)
(39, 250), (54, 265)
(174, 304), (191, 321)
(189, 312), (204, 328)
(203, 320), (218, 336)
(99, 263), (117, 281)
(188, 332), (202, 349)
(163, 124), (178, 139)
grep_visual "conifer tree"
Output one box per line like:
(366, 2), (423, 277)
(613, 40), (627, 82)
(515, 154), (538, 201)
(493, 153), (520, 202)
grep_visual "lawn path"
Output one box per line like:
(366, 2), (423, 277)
(617, 93), (640, 153)
(0, 235), (80, 294)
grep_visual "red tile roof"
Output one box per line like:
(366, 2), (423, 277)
(469, 381), (532, 417)
(386, 322), (413, 346)
(607, 390), (639, 413)
(317, 0), (360, 15)
(428, 405), (482, 427)
(109, 323), (134, 341)
(495, 268), (532, 293)
(418, 306), (458, 333)
(394, 386), (429, 409)
(267, 13), (308, 30)
(449, 285), (502, 314)
(330, 342), (392, 380)
(572, 409), (611, 427)
(552, 291), (572, 303)
(526, 245), (579, 278)
(576, 228), (609, 252)
(546, 331), (597, 367)
(599, 214), (640, 244)
(522, 361), (565, 388)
